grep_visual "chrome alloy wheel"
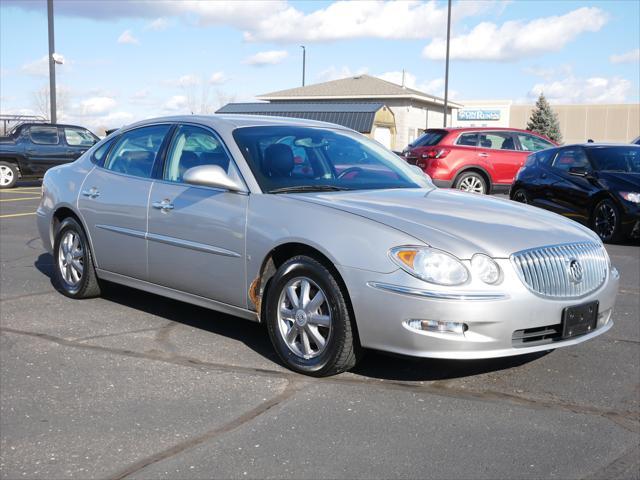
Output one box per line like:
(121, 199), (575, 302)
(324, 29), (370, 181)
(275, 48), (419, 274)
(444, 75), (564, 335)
(57, 231), (84, 289)
(277, 277), (332, 359)
(0, 165), (14, 187)
(458, 175), (484, 193)
(594, 202), (616, 240)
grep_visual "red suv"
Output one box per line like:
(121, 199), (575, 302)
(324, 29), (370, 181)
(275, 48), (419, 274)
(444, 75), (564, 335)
(402, 127), (557, 194)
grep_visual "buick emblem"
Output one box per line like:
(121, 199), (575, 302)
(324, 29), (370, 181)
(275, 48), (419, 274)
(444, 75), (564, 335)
(567, 259), (583, 283)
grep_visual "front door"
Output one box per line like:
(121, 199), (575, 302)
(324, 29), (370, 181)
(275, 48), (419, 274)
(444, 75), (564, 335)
(62, 126), (98, 161)
(78, 124), (172, 279)
(146, 124), (248, 307)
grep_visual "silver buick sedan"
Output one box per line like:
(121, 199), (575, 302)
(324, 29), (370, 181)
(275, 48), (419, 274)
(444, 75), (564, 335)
(37, 115), (619, 376)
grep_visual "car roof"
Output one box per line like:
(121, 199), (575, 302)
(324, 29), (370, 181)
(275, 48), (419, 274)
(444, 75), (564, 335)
(122, 114), (353, 133)
(433, 127), (538, 134)
(557, 143), (640, 148)
(18, 122), (93, 129)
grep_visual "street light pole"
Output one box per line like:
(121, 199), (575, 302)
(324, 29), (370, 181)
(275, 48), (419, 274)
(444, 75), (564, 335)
(300, 45), (306, 87)
(442, 0), (451, 127)
(47, 0), (57, 124)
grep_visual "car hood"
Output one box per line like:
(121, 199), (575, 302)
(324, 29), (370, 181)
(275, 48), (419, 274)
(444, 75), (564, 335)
(597, 171), (640, 190)
(293, 188), (600, 259)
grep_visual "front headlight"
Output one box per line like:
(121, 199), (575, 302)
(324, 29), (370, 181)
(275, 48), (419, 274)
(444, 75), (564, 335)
(390, 246), (469, 285)
(471, 254), (502, 284)
(621, 192), (640, 203)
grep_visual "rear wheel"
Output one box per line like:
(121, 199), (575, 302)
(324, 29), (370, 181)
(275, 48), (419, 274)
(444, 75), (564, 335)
(454, 171), (487, 194)
(265, 255), (360, 376)
(0, 162), (18, 189)
(53, 217), (101, 298)
(592, 199), (622, 243)
(512, 188), (530, 204)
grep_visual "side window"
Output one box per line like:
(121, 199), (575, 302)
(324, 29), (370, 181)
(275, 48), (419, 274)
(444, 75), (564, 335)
(64, 128), (96, 147)
(104, 125), (171, 178)
(478, 132), (516, 150)
(29, 126), (59, 145)
(164, 125), (240, 184)
(551, 148), (590, 172)
(517, 133), (554, 152)
(456, 133), (478, 147)
(91, 137), (116, 165)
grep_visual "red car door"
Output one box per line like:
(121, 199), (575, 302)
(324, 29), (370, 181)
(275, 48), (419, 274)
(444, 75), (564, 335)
(476, 131), (525, 185)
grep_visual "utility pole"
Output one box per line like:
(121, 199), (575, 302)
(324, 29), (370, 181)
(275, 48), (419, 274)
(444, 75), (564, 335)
(47, 0), (57, 123)
(300, 45), (306, 86)
(442, 0), (451, 127)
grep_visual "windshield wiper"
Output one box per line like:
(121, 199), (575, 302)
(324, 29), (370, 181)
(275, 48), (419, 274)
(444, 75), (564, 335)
(269, 185), (350, 194)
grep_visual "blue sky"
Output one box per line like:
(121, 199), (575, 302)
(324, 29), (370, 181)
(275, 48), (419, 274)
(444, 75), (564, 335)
(1, 0), (638, 132)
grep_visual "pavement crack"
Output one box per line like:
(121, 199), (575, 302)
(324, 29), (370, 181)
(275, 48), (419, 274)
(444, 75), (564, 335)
(107, 379), (303, 480)
(0, 290), (54, 302)
(582, 443), (640, 479)
(73, 324), (172, 343)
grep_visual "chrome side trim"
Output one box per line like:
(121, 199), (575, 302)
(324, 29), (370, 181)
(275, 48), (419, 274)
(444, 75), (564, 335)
(95, 224), (241, 258)
(367, 281), (509, 301)
(146, 232), (241, 258)
(96, 269), (258, 321)
(96, 224), (146, 239)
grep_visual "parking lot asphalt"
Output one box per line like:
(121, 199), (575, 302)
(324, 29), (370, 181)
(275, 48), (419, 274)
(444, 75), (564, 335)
(1, 182), (639, 480)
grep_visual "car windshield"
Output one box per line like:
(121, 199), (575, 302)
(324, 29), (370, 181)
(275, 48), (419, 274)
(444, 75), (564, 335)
(411, 130), (446, 148)
(589, 146), (640, 173)
(232, 126), (431, 193)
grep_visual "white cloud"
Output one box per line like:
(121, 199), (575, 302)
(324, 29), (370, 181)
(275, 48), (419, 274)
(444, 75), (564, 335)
(117, 30), (140, 45)
(610, 48), (640, 64)
(376, 71), (455, 98)
(4, 0), (494, 43)
(317, 65), (368, 82)
(21, 56), (50, 77)
(163, 95), (188, 111)
(209, 72), (227, 84)
(176, 74), (201, 87)
(146, 17), (169, 31)
(80, 96), (117, 115)
(244, 50), (288, 66)
(423, 7), (607, 61)
(529, 76), (631, 104)
(132, 89), (149, 99)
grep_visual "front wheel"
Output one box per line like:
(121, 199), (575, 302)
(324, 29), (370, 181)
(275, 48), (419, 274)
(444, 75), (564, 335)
(592, 199), (622, 243)
(0, 162), (18, 189)
(454, 172), (487, 194)
(265, 255), (361, 376)
(53, 217), (101, 298)
(511, 188), (530, 204)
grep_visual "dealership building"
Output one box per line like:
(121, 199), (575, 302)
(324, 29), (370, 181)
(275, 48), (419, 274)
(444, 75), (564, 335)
(219, 75), (639, 149)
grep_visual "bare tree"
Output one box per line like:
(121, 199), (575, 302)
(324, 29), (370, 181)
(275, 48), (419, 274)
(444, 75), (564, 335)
(31, 85), (70, 121)
(215, 89), (237, 110)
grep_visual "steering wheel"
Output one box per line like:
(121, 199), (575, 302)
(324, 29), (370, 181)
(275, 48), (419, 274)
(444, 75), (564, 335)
(337, 166), (364, 179)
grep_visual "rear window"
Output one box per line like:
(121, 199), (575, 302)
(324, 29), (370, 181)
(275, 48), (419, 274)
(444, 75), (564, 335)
(412, 130), (446, 147)
(535, 148), (556, 165)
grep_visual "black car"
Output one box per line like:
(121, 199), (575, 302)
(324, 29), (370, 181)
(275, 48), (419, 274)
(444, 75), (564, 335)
(510, 144), (640, 243)
(0, 122), (99, 189)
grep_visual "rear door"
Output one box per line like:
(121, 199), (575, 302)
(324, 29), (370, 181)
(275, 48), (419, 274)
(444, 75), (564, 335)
(476, 131), (523, 185)
(78, 124), (172, 280)
(146, 124), (248, 307)
(23, 125), (67, 175)
(62, 127), (98, 161)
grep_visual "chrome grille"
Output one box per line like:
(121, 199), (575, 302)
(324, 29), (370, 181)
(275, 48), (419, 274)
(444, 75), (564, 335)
(511, 243), (608, 299)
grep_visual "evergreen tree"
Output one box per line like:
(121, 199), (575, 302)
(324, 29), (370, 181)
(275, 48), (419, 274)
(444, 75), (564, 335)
(527, 93), (562, 143)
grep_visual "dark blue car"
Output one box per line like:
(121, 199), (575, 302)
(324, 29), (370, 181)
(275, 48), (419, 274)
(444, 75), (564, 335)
(510, 144), (640, 243)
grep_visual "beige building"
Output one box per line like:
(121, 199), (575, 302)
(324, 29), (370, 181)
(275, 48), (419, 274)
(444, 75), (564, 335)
(258, 75), (463, 150)
(453, 101), (640, 144)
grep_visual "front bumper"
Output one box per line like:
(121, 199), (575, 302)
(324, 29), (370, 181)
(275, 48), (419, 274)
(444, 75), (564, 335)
(337, 259), (619, 359)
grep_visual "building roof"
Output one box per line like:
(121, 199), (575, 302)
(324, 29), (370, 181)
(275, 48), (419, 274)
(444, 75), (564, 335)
(257, 74), (463, 108)
(216, 102), (388, 133)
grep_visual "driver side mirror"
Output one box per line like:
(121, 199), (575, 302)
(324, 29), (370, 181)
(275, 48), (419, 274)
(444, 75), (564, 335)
(183, 165), (245, 192)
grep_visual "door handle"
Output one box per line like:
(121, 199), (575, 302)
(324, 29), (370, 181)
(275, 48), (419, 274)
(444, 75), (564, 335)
(152, 200), (174, 212)
(81, 187), (100, 199)
(478, 152), (489, 158)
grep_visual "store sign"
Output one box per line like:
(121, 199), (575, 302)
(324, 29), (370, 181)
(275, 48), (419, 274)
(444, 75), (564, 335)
(457, 109), (501, 121)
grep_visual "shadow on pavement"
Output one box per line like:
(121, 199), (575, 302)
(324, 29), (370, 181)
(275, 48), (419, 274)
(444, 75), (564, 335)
(35, 252), (546, 382)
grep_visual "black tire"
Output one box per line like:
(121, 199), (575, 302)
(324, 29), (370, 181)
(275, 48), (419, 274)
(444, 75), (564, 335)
(512, 188), (530, 204)
(591, 199), (622, 243)
(265, 255), (361, 376)
(454, 171), (488, 194)
(53, 217), (101, 298)
(0, 161), (19, 189)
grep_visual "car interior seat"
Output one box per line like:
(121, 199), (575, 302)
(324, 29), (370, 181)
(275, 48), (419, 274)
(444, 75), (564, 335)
(264, 144), (294, 178)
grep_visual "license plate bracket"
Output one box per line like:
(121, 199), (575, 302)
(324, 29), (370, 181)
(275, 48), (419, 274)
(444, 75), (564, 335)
(562, 301), (599, 339)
